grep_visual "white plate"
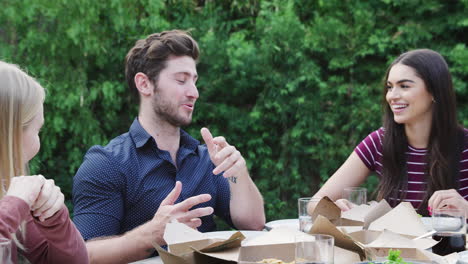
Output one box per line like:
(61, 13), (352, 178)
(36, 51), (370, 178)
(264, 219), (299, 231)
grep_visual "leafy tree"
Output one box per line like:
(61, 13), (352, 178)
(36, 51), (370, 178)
(0, 0), (466, 222)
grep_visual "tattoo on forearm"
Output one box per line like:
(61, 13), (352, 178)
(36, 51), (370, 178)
(228, 176), (237, 184)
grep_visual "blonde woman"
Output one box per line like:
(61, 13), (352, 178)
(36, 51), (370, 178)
(0, 61), (88, 263)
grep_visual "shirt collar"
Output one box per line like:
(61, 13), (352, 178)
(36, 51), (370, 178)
(130, 118), (152, 148)
(180, 129), (199, 152)
(129, 118), (199, 152)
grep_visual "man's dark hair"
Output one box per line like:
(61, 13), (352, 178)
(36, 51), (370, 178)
(125, 30), (199, 99)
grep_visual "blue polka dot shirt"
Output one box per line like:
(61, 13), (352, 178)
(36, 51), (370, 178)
(72, 118), (233, 241)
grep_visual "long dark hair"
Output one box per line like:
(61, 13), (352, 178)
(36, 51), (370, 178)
(377, 49), (463, 214)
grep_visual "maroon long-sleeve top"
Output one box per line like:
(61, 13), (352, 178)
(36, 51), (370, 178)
(0, 195), (89, 264)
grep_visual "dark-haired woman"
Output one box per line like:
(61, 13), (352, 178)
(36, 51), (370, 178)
(309, 49), (467, 216)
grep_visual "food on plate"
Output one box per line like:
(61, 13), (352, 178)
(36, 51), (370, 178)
(368, 249), (411, 264)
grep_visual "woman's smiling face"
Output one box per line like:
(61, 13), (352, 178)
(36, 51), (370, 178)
(386, 63), (434, 126)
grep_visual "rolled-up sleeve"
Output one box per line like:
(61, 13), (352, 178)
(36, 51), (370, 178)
(72, 146), (125, 240)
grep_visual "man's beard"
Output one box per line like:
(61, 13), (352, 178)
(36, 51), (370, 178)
(152, 92), (192, 127)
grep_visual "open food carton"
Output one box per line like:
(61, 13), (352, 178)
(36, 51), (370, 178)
(156, 198), (457, 264)
(312, 197), (432, 235)
(154, 222), (360, 263)
(154, 222), (241, 264)
(309, 204), (458, 263)
(311, 196), (394, 228)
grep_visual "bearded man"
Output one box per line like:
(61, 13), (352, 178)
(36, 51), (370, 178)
(72, 30), (265, 264)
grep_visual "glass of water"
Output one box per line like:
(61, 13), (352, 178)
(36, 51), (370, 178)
(431, 208), (466, 256)
(298, 197), (321, 233)
(295, 233), (334, 264)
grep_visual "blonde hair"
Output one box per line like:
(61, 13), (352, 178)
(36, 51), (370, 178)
(0, 61), (45, 250)
(0, 61), (45, 196)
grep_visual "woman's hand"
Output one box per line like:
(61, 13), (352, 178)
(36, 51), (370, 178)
(335, 198), (356, 211)
(31, 178), (65, 222)
(428, 189), (468, 216)
(6, 175), (46, 207)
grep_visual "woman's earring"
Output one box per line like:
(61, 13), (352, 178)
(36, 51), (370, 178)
(432, 98), (436, 103)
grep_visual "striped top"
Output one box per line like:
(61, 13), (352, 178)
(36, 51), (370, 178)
(354, 127), (468, 209)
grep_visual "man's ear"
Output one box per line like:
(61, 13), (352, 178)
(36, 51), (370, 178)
(134, 72), (154, 96)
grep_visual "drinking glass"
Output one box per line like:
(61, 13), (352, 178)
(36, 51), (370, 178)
(342, 187), (367, 205)
(0, 238), (12, 264)
(431, 208), (466, 256)
(298, 197), (320, 233)
(295, 233), (334, 264)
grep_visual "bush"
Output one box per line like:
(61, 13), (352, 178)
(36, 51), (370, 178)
(1, 0), (466, 221)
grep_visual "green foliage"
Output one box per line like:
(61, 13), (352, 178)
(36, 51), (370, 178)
(387, 249), (408, 263)
(368, 249), (410, 264)
(1, 0), (466, 222)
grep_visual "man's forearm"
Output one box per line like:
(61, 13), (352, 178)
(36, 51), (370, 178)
(86, 224), (159, 264)
(229, 170), (265, 230)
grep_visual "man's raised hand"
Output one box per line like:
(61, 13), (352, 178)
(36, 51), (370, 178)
(201, 127), (248, 179)
(150, 181), (213, 245)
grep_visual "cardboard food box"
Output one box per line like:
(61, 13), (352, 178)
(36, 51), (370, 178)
(308, 196), (465, 263)
(312, 197), (430, 237)
(155, 222), (360, 264)
(309, 197), (442, 261)
(311, 196), (394, 228)
(309, 213), (452, 263)
(154, 222), (241, 264)
(155, 198), (458, 264)
(239, 226), (360, 263)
